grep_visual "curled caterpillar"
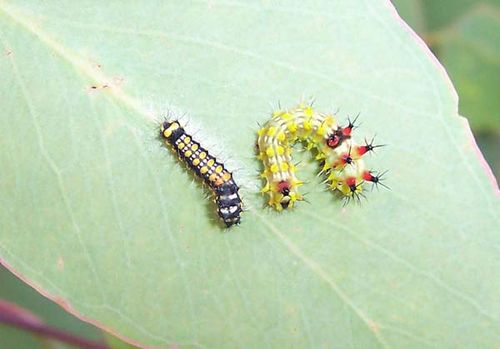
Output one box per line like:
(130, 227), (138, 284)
(161, 120), (243, 227)
(257, 103), (385, 210)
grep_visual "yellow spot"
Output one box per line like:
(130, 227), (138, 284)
(257, 128), (265, 136)
(192, 158), (200, 166)
(270, 164), (279, 173)
(191, 143), (199, 151)
(303, 119), (312, 130)
(289, 163), (296, 172)
(267, 127), (277, 136)
(177, 142), (185, 149)
(277, 132), (286, 142)
(200, 166), (208, 174)
(207, 159), (215, 166)
(266, 147), (275, 157)
(276, 145), (285, 155)
(287, 122), (297, 132)
(324, 115), (335, 126)
(200, 152), (207, 159)
(209, 173), (217, 182)
(316, 125), (327, 136)
(281, 112), (292, 120)
(183, 136), (191, 144)
(215, 165), (223, 173)
(184, 150), (192, 157)
(304, 106), (314, 117)
(163, 129), (172, 138)
(280, 162), (289, 171)
(222, 172), (231, 181)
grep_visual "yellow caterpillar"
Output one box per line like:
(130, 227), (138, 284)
(257, 102), (385, 210)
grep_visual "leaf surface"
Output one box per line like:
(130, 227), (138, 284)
(0, 1), (499, 348)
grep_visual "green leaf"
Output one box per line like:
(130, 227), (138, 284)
(437, 4), (500, 131)
(0, 1), (498, 348)
(391, 0), (426, 33)
(0, 266), (101, 348)
(420, 0), (500, 31)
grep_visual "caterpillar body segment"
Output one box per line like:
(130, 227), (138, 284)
(161, 120), (242, 227)
(257, 127), (303, 210)
(257, 103), (384, 209)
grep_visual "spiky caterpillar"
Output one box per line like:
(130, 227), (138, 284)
(257, 103), (384, 210)
(161, 120), (243, 227)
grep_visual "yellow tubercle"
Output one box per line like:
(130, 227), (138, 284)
(324, 115), (335, 126)
(261, 183), (270, 193)
(316, 125), (327, 136)
(266, 147), (275, 157)
(267, 127), (277, 136)
(277, 132), (286, 142)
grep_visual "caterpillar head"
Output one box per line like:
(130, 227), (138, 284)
(160, 120), (183, 142)
(277, 180), (292, 209)
(325, 115), (359, 149)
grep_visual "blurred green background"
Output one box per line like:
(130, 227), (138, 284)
(1, 1), (499, 348)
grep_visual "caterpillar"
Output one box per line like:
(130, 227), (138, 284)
(161, 120), (243, 227)
(257, 102), (385, 210)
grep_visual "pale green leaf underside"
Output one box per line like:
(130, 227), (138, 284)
(0, 1), (498, 348)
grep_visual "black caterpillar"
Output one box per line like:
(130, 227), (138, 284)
(161, 120), (242, 227)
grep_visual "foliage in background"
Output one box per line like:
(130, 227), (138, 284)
(393, 0), (500, 179)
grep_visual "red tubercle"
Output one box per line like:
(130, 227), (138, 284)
(341, 126), (352, 137)
(340, 152), (353, 165)
(362, 170), (375, 181)
(345, 177), (357, 187)
(355, 145), (369, 156)
(341, 115), (359, 137)
(363, 170), (379, 183)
